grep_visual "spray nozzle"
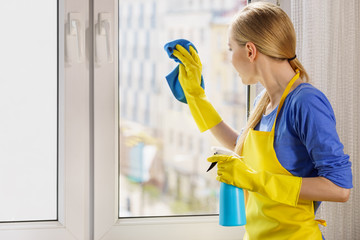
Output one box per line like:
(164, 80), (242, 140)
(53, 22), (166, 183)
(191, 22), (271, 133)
(207, 146), (243, 172)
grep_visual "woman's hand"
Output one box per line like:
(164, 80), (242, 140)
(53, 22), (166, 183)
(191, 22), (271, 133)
(208, 154), (351, 203)
(207, 154), (256, 188)
(207, 154), (302, 206)
(172, 45), (203, 96)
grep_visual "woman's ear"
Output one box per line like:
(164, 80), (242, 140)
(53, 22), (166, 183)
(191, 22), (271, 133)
(245, 42), (257, 62)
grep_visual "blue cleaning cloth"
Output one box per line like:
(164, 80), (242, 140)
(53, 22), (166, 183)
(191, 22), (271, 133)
(164, 39), (205, 104)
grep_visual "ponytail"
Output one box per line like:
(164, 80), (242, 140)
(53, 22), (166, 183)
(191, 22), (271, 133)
(232, 2), (310, 155)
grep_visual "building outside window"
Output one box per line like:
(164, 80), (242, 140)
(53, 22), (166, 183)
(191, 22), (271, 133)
(119, 0), (248, 218)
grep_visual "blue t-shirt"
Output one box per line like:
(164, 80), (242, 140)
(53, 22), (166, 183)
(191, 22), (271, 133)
(254, 83), (353, 190)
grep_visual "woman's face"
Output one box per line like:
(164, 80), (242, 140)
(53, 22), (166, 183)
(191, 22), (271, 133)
(228, 31), (257, 85)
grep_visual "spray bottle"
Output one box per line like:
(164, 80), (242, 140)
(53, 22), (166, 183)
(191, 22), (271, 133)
(207, 146), (247, 226)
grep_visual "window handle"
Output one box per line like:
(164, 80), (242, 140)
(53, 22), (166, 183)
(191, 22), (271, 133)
(65, 12), (83, 64)
(96, 13), (113, 64)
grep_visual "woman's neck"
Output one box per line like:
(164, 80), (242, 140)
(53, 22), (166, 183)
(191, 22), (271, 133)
(255, 58), (302, 114)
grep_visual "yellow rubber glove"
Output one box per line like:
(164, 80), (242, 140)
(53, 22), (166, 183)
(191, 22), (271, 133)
(172, 45), (222, 132)
(207, 154), (302, 206)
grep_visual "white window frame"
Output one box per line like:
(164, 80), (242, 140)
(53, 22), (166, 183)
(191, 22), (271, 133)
(0, 0), (91, 239)
(94, 0), (246, 239)
(0, 0), (252, 239)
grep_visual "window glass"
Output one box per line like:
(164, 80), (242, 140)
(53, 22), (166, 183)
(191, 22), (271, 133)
(119, 0), (248, 218)
(0, 0), (57, 222)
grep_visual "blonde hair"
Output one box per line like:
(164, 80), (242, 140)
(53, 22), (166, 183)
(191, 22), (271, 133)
(233, 2), (309, 155)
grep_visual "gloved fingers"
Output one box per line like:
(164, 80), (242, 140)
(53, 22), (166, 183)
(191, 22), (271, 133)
(175, 44), (198, 66)
(178, 64), (188, 78)
(207, 154), (232, 163)
(216, 173), (232, 185)
(189, 46), (202, 65)
(173, 49), (195, 70)
(217, 161), (235, 172)
(172, 49), (187, 65)
(210, 155), (251, 173)
(216, 175), (225, 183)
(217, 166), (226, 174)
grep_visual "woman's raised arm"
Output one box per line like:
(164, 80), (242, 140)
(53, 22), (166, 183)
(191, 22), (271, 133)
(210, 121), (240, 151)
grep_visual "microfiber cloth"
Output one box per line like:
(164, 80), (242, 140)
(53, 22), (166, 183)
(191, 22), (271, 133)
(164, 39), (205, 104)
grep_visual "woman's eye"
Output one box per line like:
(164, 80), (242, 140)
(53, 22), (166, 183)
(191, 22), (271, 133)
(228, 48), (232, 52)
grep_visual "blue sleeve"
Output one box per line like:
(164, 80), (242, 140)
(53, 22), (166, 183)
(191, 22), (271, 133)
(292, 88), (353, 188)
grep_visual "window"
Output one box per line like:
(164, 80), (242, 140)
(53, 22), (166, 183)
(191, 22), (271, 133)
(127, 4), (133, 28)
(133, 32), (138, 58)
(119, 0), (248, 219)
(0, 0), (57, 222)
(128, 61), (132, 87)
(145, 31), (150, 59)
(151, 2), (156, 28)
(121, 32), (127, 57)
(139, 3), (144, 28)
(151, 63), (157, 92)
(138, 62), (144, 89)
(3, 1), (355, 239)
(0, 0), (93, 239)
(0, 0), (249, 239)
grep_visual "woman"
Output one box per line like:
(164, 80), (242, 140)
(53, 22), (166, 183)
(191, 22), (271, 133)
(172, 2), (352, 239)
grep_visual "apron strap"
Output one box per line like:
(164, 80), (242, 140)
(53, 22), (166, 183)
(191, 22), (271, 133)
(271, 69), (300, 133)
(315, 219), (327, 227)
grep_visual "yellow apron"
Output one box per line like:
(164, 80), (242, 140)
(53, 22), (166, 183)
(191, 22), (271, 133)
(241, 71), (326, 240)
